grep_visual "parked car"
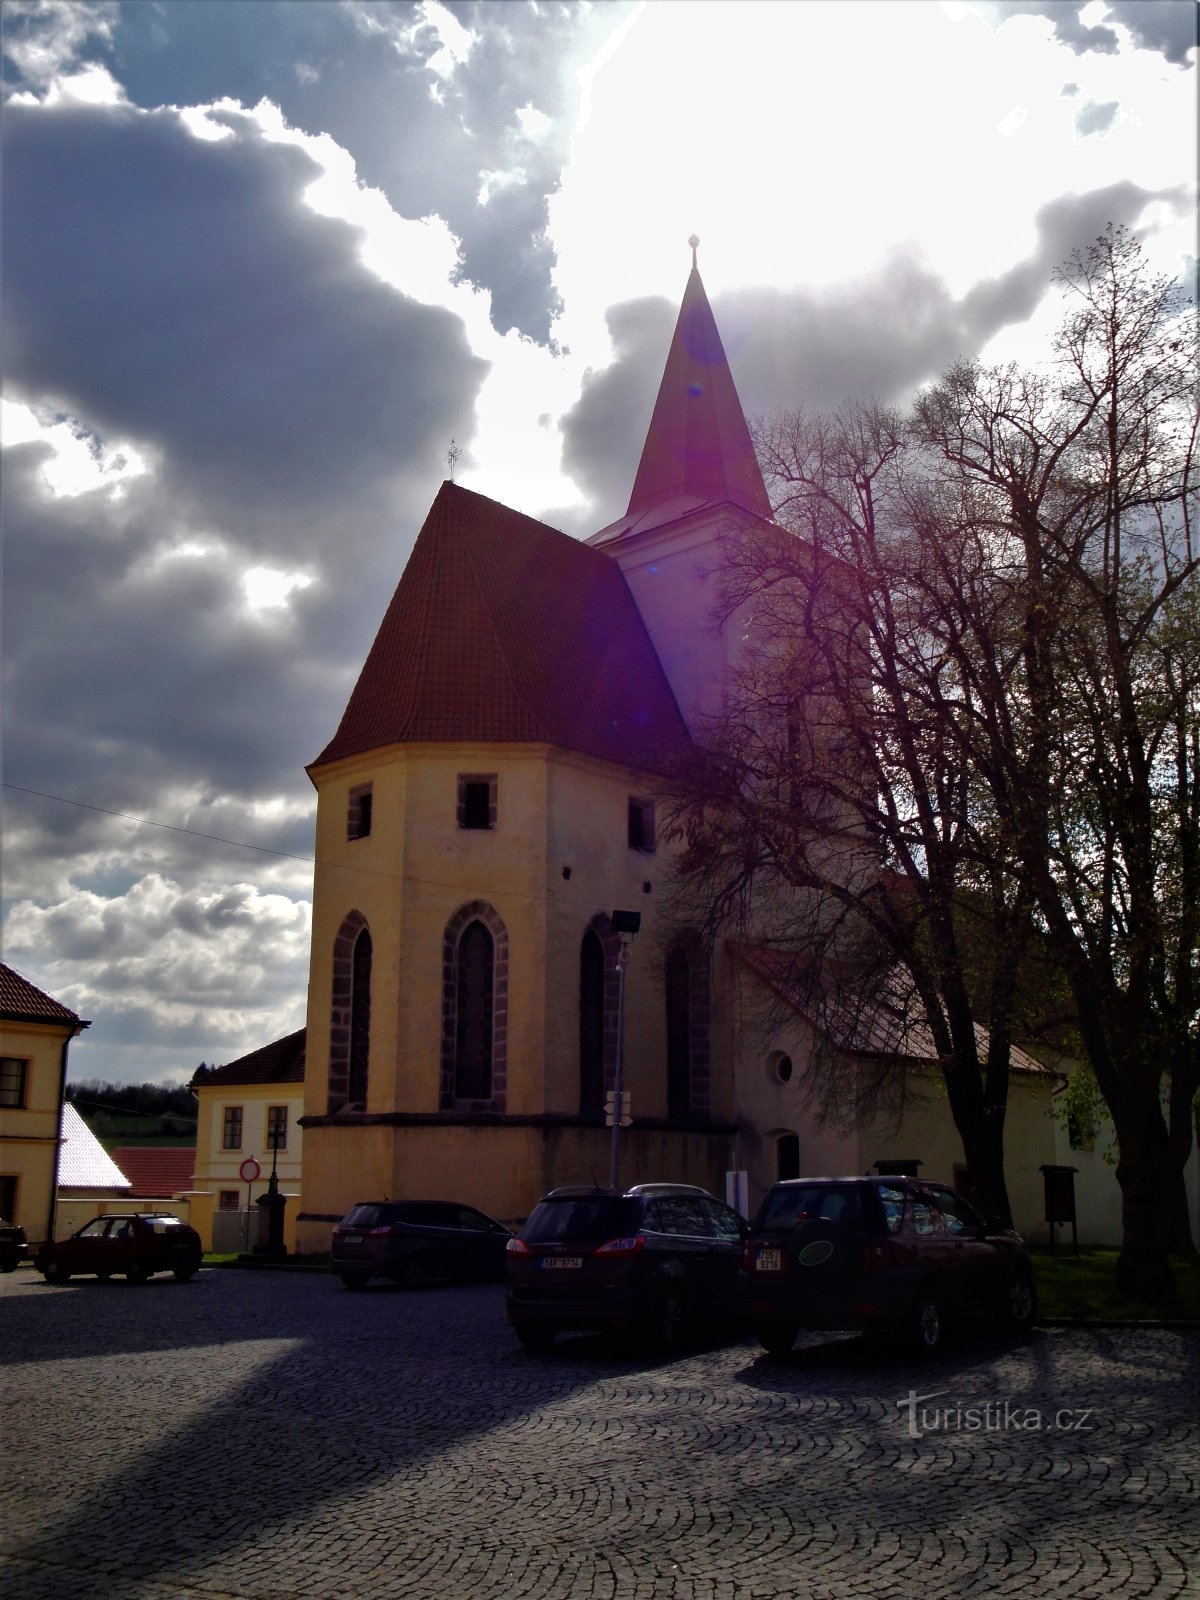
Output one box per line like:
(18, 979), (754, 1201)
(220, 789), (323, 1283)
(505, 1182), (749, 1351)
(744, 1176), (1036, 1356)
(0, 1217), (28, 1273)
(34, 1212), (202, 1284)
(332, 1200), (514, 1289)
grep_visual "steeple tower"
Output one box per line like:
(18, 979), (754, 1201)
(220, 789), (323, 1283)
(624, 238), (771, 528)
(589, 240), (772, 738)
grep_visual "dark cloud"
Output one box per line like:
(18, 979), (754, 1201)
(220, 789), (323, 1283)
(982, 1), (1196, 66)
(559, 181), (1190, 531)
(1, 92), (494, 1078)
(5, 0), (636, 344)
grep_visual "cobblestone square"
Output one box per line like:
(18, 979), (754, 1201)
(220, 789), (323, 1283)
(2, 1268), (1196, 1599)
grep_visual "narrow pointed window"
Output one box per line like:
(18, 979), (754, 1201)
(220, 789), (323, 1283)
(579, 929), (606, 1116)
(440, 901), (508, 1113)
(348, 928), (372, 1110)
(665, 933), (711, 1120)
(329, 910), (371, 1114)
(665, 944), (692, 1117)
(455, 920), (494, 1101)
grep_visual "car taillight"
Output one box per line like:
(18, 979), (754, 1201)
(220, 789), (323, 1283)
(506, 1237), (530, 1255)
(367, 1225), (393, 1237)
(594, 1235), (645, 1257)
(741, 1241), (756, 1271)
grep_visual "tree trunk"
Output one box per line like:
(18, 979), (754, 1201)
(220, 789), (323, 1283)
(1113, 1125), (1179, 1298)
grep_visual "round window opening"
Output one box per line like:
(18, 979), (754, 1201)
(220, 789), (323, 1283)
(770, 1052), (794, 1085)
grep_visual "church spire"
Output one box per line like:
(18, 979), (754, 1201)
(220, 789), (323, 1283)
(624, 239), (771, 524)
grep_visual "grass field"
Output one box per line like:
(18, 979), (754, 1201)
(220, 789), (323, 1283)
(1032, 1248), (1200, 1323)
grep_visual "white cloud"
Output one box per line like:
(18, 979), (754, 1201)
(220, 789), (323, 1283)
(242, 567), (315, 613)
(1, 400), (150, 499)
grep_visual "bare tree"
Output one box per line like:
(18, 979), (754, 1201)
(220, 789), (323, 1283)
(912, 227), (1198, 1293)
(665, 228), (1197, 1291)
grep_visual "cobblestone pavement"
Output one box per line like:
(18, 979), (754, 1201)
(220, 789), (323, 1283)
(1, 1267), (1196, 1600)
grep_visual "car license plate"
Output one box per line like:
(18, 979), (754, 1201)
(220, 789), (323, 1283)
(542, 1256), (582, 1270)
(756, 1248), (782, 1272)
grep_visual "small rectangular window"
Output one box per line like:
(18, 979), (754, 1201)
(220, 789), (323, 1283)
(347, 783), (373, 840)
(218, 1190), (239, 1212)
(627, 797), (656, 852)
(458, 774), (496, 830)
(0, 1059), (28, 1108)
(267, 1104), (288, 1151)
(222, 1105), (243, 1151)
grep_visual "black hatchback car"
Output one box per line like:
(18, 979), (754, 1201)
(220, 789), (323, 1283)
(505, 1182), (749, 1351)
(744, 1176), (1036, 1356)
(332, 1200), (514, 1289)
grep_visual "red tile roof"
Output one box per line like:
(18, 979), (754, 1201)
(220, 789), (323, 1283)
(626, 265), (772, 524)
(110, 1147), (196, 1198)
(198, 1029), (307, 1087)
(0, 962), (85, 1026)
(311, 483), (692, 773)
(730, 942), (1053, 1075)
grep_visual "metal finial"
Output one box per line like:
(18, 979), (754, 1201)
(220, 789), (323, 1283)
(445, 438), (461, 482)
(688, 233), (700, 269)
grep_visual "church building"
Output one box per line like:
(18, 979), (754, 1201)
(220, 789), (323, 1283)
(293, 253), (1057, 1252)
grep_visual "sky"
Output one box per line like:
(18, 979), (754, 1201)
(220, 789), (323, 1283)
(2, 0), (1196, 1088)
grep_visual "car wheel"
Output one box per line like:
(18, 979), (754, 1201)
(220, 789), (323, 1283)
(514, 1323), (556, 1352)
(0, 1254), (17, 1273)
(173, 1266), (198, 1283)
(96, 1270), (113, 1283)
(42, 1260), (70, 1284)
(755, 1322), (799, 1358)
(397, 1254), (428, 1291)
(340, 1272), (370, 1290)
(1004, 1266), (1037, 1330)
(907, 1287), (942, 1354)
(125, 1262), (151, 1284)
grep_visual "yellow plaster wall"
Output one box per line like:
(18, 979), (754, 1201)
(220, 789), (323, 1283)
(298, 740), (736, 1247)
(0, 1017), (75, 1245)
(192, 1081), (304, 1234)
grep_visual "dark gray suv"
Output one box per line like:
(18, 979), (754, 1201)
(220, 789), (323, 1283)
(332, 1200), (513, 1289)
(505, 1182), (749, 1351)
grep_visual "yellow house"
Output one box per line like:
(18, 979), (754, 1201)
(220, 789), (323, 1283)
(0, 961), (90, 1246)
(191, 1030), (305, 1253)
(293, 255), (1062, 1252)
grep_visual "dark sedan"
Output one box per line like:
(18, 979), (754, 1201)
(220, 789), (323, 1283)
(35, 1212), (202, 1284)
(332, 1200), (514, 1289)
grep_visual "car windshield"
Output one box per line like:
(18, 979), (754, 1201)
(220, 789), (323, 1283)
(522, 1197), (641, 1244)
(755, 1184), (864, 1232)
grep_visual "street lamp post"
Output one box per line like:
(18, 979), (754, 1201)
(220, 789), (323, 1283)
(608, 910), (641, 1190)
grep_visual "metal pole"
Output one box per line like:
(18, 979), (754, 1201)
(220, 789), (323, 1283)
(609, 937), (631, 1190)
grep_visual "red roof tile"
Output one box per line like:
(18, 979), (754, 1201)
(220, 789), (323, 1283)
(311, 483), (692, 772)
(110, 1147), (196, 1198)
(198, 1029), (307, 1087)
(0, 962), (85, 1026)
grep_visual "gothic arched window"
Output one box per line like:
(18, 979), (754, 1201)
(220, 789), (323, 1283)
(664, 933), (711, 1120)
(440, 902), (508, 1113)
(455, 920), (494, 1101)
(329, 909), (371, 1114)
